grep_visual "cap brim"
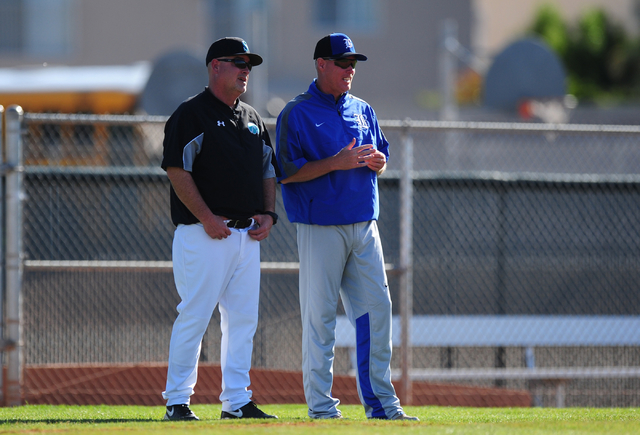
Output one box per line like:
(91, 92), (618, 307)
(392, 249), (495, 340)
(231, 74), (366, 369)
(222, 52), (263, 66)
(246, 53), (264, 66)
(330, 53), (368, 61)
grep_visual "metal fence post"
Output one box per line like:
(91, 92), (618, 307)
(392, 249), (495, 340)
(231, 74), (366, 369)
(399, 119), (414, 405)
(0, 104), (4, 406)
(5, 106), (24, 406)
(440, 19), (458, 122)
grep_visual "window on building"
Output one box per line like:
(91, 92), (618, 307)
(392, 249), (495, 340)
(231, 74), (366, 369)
(0, 0), (75, 57)
(0, 0), (23, 52)
(315, 0), (381, 33)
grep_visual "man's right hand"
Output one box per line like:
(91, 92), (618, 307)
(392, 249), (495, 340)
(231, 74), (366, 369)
(167, 167), (232, 240)
(332, 138), (373, 170)
(280, 138), (373, 184)
(202, 214), (232, 240)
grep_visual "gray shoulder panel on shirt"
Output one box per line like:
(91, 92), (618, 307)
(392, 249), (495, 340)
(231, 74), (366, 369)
(182, 133), (204, 172)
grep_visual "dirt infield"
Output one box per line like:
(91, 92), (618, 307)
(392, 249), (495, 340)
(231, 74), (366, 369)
(22, 363), (531, 407)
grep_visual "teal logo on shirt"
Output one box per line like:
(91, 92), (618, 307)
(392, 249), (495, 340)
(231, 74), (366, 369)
(248, 122), (259, 135)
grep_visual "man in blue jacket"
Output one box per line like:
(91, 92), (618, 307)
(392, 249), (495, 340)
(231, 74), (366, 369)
(275, 33), (418, 421)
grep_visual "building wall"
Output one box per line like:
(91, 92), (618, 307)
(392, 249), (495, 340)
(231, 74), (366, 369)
(0, 0), (637, 119)
(0, 0), (211, 68)
(268, 0), (473, 119)
(0, 0), (473, 119)
(75, 0), (210, 66)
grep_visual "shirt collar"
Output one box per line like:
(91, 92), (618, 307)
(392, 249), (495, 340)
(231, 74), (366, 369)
(309, 79), (349, 106)
(204, 87), (240, 113)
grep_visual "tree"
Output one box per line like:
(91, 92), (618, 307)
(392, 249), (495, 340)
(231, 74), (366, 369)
(529, 4), (640, 102)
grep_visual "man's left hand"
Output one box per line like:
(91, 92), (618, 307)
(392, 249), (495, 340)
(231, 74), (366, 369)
(248, 213), (274, 241)
(365, 148), (386, 173)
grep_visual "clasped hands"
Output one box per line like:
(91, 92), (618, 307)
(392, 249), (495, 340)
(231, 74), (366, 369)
(334, 138), (386, 172)
(203, 213), (273, 242)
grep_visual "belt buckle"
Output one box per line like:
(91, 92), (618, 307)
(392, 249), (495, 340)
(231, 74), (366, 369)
(226, 218), (253, 229)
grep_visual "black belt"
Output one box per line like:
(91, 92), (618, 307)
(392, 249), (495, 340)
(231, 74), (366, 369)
(226, 218), (254, 229)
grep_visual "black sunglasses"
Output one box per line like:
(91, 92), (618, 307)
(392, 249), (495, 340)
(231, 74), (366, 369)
(326, 58), (357, 70)
(217, 58), (252, 71)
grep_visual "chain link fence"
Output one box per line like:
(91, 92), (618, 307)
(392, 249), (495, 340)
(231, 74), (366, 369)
(5, 111), (640, 407)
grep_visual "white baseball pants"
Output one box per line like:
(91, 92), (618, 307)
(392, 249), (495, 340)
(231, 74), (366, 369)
(163, 222), (260, 412)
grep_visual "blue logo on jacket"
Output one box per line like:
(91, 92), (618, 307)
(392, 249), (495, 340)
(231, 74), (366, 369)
(248, 122), (259, 134)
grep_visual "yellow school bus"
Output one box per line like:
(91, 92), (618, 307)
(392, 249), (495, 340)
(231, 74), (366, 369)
(0, 63), (159, 166)
(0, 63), (151, 114)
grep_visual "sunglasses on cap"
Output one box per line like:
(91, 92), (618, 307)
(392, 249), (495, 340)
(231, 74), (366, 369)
(326, 58), (357, 70)
(217, 57), (253, 71)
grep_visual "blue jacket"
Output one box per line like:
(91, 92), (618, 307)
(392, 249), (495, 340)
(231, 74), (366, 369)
(275, 80), (390, 225)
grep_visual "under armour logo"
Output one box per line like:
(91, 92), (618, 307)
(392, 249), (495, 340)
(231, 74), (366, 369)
(217, 121), (225, 127)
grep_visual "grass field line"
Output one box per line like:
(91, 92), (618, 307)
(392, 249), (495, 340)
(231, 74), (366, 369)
(0, 404), (638, 434)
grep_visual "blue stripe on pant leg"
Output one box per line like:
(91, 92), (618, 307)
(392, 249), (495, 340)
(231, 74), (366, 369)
(356, 313), (386, 418)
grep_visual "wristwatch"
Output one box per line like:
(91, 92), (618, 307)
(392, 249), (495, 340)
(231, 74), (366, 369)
(263, 211), (278, 225)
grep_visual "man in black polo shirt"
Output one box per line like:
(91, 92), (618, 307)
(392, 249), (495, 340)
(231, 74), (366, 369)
(161, 37), (278, 421)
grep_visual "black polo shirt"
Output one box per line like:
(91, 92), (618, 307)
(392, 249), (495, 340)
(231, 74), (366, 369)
(161, 88), (275, 226)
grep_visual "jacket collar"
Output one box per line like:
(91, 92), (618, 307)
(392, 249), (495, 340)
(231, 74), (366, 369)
(204, 87), (239, 113)
(309, 79), (349, 107)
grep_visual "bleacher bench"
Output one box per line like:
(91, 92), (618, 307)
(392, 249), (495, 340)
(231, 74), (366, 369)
(335, 314), (640, 407)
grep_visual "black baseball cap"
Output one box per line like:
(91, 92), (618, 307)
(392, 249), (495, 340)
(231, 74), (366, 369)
(205, 37), (263, 66)
(313, 33), (367, 61)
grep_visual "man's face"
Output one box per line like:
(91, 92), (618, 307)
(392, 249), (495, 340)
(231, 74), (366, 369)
(319, 56), (357, 98)
(215, 54), (252, 95)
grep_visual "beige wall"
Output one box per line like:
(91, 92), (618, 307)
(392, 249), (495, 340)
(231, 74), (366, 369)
(0, 0), (474, 118)
(3, 0), (634, 69)
(1, 0), (637, 119)
(76, 0), (210, 66)
(269, 0), (473, 119)
(0, 0), (211, 68)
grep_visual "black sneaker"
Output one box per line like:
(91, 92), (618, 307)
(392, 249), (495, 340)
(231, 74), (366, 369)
(163, 404), (199, 421)
(220, 401), (278, 419)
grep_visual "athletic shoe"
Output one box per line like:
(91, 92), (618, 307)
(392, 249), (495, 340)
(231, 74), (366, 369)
(392, 412), (419, 421)
(163, 404), (199, 421)
(311, 413), (343, 419)
(220, 401), (278, 419)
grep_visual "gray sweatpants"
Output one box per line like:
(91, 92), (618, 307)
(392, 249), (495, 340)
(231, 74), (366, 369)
(297, 221), (403, 419)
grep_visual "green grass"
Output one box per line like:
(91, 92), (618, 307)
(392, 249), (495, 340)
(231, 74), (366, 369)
(0, 404), (638, 434)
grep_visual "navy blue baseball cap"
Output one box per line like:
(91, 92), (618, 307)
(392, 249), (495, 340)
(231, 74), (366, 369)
(205, 37), (263, 66)
(313, 33), (368, 61)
